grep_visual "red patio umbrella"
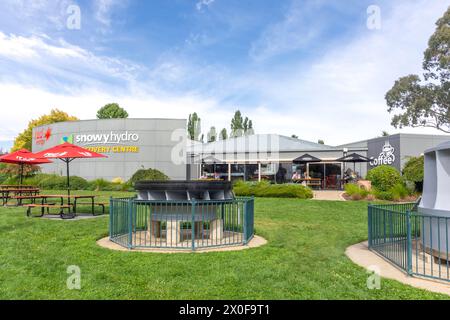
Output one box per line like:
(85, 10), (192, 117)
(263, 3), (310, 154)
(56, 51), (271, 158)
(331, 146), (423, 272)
(0, 149), (53, 184)
(35, 143), (107, 203)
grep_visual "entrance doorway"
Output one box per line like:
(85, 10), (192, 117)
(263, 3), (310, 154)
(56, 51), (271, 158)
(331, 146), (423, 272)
(307, 162), (343, 190)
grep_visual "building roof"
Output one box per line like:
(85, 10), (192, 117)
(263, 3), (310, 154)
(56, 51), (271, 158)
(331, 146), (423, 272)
(188, 134), (336, 155)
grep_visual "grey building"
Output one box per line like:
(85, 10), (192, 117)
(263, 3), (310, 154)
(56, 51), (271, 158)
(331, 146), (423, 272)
(189, 133), (450, 189)
(32, 118), (187, 181)
(341, 133), (450, 172)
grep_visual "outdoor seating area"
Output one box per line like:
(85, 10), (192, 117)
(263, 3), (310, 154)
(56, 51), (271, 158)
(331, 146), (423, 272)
(199, 151), (370, 190)
(0, 143), (108, 219)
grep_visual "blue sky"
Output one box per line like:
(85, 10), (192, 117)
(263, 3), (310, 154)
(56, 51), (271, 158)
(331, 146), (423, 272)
(0, 0), (449, 150)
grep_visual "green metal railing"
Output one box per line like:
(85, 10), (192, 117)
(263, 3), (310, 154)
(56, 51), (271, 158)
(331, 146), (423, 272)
(110, 197), (255, 250)
(368, 203), (450, 282)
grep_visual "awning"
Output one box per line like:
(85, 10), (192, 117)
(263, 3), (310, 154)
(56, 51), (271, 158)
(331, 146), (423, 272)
(201, 155), (222, 164)
(292, 154), (322, 164)
(335, 153), (370, 163)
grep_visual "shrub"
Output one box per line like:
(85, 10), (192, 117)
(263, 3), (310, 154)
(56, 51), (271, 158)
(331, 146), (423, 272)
(32, 174), (89, 190)
(372, 189), (394, 201)
(37, 174), (67, 190)
(233, 180), (252, 196)
(233, 181), (313, 199)
(366, 165), (402, 192)
(68, 176), (90, 190)
(129, 168), (169, 184)
(389, 183), (410, 201)
(402, 156), (424, 192)
(344, 183), (369, 199)
(351, 193), (363, 201)
(112, 177), (125, 184)
(89, 178), (112, 191)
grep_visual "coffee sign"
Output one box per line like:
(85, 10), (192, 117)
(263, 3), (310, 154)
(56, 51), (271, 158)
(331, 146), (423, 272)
(370, 141), (396, 166)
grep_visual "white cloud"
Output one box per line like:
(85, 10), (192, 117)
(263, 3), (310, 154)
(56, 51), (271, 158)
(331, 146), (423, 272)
(95, 0), (115, 27)
(94, 0), (128, 33)
(243, 0), (450, 144)
(196, 0), (215, 12)
(0, 32), (142, 93)
(0, 0), (449, 147)
(0, 83), (220, 141)
(249, 0), (325, 61)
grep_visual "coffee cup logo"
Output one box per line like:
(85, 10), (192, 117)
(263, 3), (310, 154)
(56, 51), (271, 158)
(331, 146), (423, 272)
(370, 141), (395, 166)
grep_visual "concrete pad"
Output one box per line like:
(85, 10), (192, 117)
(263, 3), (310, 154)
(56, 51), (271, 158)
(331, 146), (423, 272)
(97, 235), (267, 254)
(37, 214), (108, 221)
(346, 241), (450, 296)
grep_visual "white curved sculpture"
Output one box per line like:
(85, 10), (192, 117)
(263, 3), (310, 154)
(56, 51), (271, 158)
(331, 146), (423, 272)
(419, 141), (450, 256)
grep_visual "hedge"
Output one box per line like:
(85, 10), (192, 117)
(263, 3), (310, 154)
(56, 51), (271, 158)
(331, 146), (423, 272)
(233, 181), (313, 199)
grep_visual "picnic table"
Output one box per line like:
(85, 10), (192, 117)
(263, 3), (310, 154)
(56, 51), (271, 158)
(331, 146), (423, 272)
(0, 185), (38, 190)
(23, 194), (106, 219)
(292, 178), (323, 189)
(0, 188), (40, 205)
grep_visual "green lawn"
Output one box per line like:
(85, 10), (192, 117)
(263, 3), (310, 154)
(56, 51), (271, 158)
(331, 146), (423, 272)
(0, 191), (447, 300)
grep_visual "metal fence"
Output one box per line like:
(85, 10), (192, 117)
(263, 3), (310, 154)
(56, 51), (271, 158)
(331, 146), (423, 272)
(369, 203), (450, 282)
(110, 197), (255, 250)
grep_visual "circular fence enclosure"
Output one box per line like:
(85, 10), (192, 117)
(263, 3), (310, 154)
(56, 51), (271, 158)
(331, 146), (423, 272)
(419, 141), (450, 258)
(110, 181), (254, 251)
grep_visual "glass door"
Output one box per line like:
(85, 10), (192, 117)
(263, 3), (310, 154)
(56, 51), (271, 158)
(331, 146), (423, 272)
(324, 163), (342, 189)
(308, 163), (324, 189)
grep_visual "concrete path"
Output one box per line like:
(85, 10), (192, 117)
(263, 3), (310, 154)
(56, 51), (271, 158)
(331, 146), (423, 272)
(346, 241), (450, 296)
(313, 190), (346, 201)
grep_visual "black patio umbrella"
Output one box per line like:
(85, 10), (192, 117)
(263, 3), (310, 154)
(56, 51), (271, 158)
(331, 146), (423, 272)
(335, 153), (370, 173)
(201, 155), (221, 165)
(292, 154), (321, 164)
(292, 154), (321, 178)
(201, 155), (221, 176)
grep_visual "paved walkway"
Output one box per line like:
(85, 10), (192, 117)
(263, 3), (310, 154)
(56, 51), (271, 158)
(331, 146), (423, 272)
(313, 190), (345, 201)
(346, 241), (450, 296)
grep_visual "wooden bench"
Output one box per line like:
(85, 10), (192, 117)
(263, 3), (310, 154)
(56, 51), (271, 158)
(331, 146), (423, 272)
(24, 204), (73, 218)
(9, 195), (43, 206)
(73, 202), (109, 215)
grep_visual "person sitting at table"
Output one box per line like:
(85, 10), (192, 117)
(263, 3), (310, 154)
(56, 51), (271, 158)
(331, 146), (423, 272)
(292, 171), (301, 181)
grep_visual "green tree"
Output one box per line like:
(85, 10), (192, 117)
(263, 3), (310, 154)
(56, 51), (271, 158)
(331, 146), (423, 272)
(381, 131), (390, 137)
(386, 7), (450, 133)
(402, 156), (424, 191)
(246, 120), (255, 136)
(207, 127), (217, 143)
(187, 113), (202, 141)
(96, 103), (129, 119)
(318, 139), (325, 145)
(291, 134), (299, 139)
(231, 110), (255, 137)
(219, 128), (228, 140)
(12, 109), (78, 151)
(231, 111), (244, 138)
